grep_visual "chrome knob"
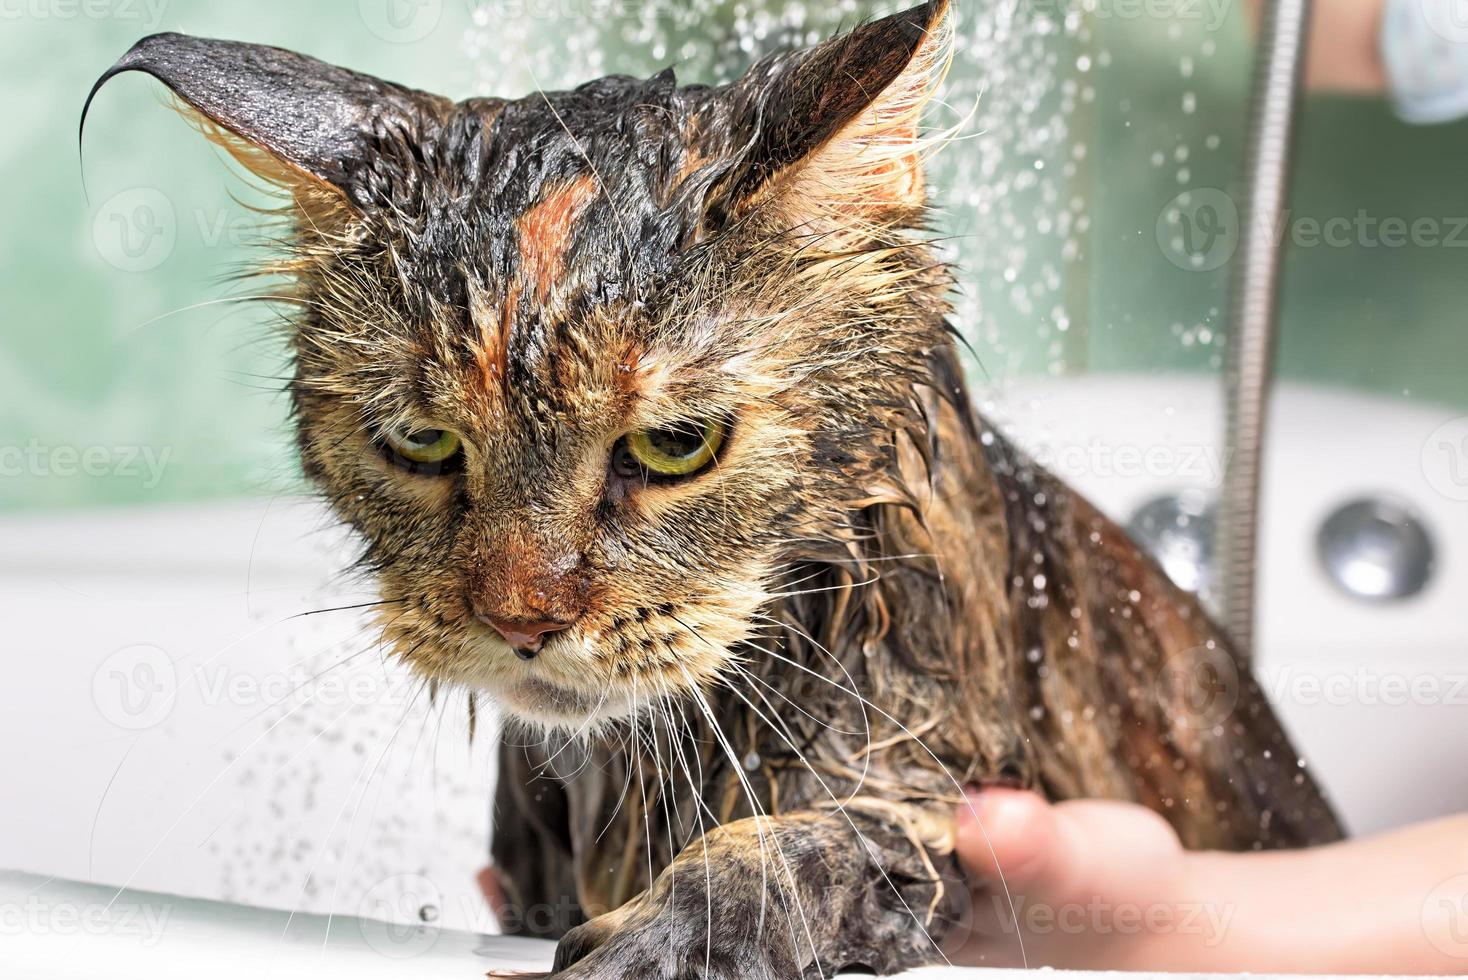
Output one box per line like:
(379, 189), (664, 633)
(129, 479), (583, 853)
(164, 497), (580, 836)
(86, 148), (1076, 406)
(1126, 491), (1218, 602)
(1317, 498), (1435, 601)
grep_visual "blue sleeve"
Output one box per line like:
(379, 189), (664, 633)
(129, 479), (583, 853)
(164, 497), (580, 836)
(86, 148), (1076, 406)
(1382, 0), (1468, 123)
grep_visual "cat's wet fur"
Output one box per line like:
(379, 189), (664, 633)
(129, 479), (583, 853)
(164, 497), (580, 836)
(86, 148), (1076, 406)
(86, 4), (1342, 976)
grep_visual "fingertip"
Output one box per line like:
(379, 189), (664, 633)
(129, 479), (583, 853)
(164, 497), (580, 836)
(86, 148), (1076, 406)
(956, 787), (1058, 886)
(477, 864), (508, 918)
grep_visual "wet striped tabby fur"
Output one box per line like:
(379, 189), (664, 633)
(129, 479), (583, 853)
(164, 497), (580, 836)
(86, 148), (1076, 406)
(88, 2), (1340, 975)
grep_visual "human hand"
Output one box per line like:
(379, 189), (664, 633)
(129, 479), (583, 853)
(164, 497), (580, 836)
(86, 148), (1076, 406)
(949, 787), (1217, 970)
(952, 788), (1468, 975)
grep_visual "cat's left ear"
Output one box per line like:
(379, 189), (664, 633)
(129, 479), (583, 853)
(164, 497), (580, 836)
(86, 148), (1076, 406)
(721, 0), (952, 223)
(81, 33), (452, 217)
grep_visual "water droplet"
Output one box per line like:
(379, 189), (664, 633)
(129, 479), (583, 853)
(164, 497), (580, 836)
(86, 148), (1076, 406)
(742, 751), (761, 771)
(418, 904), (439, 923)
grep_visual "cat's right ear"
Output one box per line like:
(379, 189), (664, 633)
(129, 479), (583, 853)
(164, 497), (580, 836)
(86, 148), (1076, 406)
(717, 0), (952, 228)
(81, 33), (451, 218)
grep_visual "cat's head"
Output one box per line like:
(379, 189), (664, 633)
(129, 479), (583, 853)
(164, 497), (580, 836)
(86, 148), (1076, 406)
(86, 2), (955, 731)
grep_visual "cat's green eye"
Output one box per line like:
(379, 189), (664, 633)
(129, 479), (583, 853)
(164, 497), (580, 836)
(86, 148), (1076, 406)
(381, 426), (462, 472)
(615, 420), (726, 478)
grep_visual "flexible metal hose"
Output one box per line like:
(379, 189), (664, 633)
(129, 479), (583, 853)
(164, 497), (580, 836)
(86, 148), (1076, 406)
(1218, 0), (1313, 657)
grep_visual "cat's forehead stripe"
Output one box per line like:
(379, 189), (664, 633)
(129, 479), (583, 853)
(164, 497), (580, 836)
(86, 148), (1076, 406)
(515, 173), (599, 303)
(477, 279), (517, 399)
(471, 174), (600, 402)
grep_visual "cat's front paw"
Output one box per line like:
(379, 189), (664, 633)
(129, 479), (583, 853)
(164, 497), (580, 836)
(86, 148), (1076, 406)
(547, 893), (800, 980)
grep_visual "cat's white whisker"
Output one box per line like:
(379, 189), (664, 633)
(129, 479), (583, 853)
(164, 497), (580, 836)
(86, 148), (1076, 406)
(677, 664), (822, 979)
(321, 674), (434, 951)
(722, 668), (953, 967)
(679, 599), (944, 965)
(760, 644), (1030, 968)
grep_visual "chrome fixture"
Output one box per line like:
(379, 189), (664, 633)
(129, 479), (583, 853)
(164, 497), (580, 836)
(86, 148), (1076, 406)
(1318, 498), (1435, 601)
(1216, 0), (1315, 657)
(1128, 491), (1219, 608)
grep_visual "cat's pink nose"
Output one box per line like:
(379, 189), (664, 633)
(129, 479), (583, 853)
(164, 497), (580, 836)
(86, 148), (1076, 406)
(477, 614), (571, 659)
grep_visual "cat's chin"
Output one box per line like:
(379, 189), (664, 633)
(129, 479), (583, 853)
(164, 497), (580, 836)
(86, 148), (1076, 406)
(493, 675), (636, 731)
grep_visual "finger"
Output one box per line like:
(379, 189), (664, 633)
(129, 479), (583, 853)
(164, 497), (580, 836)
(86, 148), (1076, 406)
(957, 790), (1185, 905)
(955, 787), (1063, 889)
(478, 864), (509, 919)
(1048, 797), (1185, 899)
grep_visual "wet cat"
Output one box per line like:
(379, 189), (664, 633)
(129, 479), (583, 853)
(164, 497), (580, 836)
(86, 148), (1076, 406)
(86, 2), (1341, 976)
